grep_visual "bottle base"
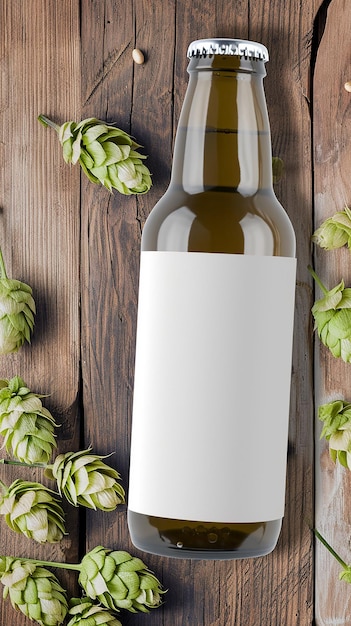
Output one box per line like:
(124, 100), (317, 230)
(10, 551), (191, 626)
(128, 510), (282, 560)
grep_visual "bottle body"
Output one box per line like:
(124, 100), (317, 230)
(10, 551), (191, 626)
(128, 40), (296, 559)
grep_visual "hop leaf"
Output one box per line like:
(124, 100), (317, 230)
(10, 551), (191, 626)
(45, 448), (125, 511)
(0, 375), (58, 464)
(309, 267), (351, 362)
(67, 597), (122, 626)
(78, 546), (165, 613)
(318, 400), (351, 469)
(0, 248), (35, 354)
(38, 115), (152, 195)
(0, 479), (66, 543)
(0, 557), (68, 626)
(312, 205), (351, 250)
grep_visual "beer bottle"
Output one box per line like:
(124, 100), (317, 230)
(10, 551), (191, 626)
(128, 38), (296, 559)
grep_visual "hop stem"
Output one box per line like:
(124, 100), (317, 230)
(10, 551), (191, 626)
(5, 554), (82, 572)
(37, 114), (60, 133)
(308, 265), (328, 295)
(313, 528), (348, 569)
(0, 459), (47, 469)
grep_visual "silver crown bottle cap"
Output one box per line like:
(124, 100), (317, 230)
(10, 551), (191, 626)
(187, 38), (269, 62)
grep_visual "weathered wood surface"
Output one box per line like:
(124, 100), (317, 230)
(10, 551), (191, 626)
(0, 0), (81, 600)
(2, 0), (350, 624)
(314, 0), (351, 623)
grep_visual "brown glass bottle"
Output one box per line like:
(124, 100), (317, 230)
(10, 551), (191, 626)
(128, 39), (296, 559)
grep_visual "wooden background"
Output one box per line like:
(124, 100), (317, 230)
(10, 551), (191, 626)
(1, 0), (351, 624)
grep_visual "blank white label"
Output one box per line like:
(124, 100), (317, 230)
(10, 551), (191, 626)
(128, 251), (297, 523)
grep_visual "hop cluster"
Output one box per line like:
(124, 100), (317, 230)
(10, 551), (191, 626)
(67, 597), (122, 626)
(319, 400), (351, 469)
(0, 110), (163, 626)
(79, 546), (164, 613)
(0, 546), (165, 625)
(310, 270), (351, 362)
(0, 479), (65, 543)
(39, 115), (152, 195)
(0, 376), (57, 464)
(0, 248), (35, 355)
(0, 557), (68, 626)
(46, 448), (125, 511)
(313, 205), (351, 250)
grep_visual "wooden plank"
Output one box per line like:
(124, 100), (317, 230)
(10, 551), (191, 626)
(0, 0), (81, 620)
(80, 0), (154, 557)
(80, 2), (318, 625)
(313, 0), (351, 623)
(249, 3), (319, 623)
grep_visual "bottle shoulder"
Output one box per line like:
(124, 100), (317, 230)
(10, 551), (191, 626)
(142, 187), (295, 256)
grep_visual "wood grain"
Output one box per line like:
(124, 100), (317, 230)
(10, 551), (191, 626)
(313, 0), (351, 623)
(0, 0), (341, 624)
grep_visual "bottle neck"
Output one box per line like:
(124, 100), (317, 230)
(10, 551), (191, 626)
(170, 57), (273, 194)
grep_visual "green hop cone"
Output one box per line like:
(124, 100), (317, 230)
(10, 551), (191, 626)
(78, 546), (165, 613)
(67, 597), (122, 626)
(309, 266), (351, 362)
(0, 479), (66, 543)
(318, 400), (351, 469)
(312, 205), (351, 250)
(0, 247), (35, 354)
(0, 556), (68, 626)
(38, 115), (152, 195)
(45, 447), (125, 511)
(0, 375), (57, 464)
